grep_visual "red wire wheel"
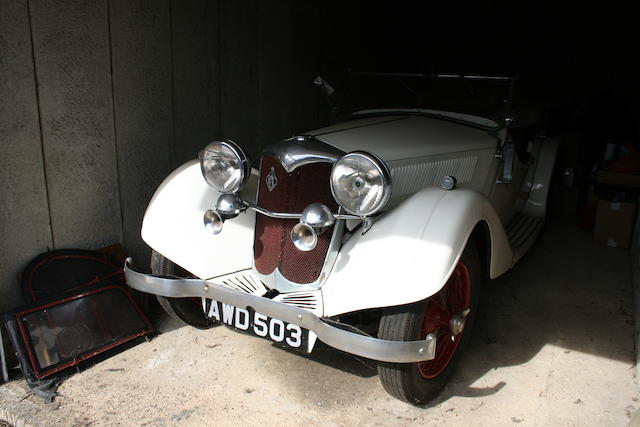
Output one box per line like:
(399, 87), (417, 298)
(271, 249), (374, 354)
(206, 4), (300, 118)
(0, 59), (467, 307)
(418, 261), (472, 379)
(377, 238), (481, 405)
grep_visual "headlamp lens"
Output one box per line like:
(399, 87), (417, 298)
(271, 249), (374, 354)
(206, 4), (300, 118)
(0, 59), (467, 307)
(330, 152), (391, 216)
(199, 141), (249, 193)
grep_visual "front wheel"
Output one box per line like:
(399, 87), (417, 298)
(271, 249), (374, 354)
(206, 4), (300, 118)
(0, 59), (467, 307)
(377, 239), (482, 405)
(151, 250), (217, 329)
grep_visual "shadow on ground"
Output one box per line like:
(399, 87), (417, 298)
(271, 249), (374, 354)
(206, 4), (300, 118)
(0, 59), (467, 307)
(268, 219), (634, 404)
(151, 219), (634, 405)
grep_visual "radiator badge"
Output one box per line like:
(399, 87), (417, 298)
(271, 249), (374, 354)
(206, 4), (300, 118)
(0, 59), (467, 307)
(266, 166), (278, 192)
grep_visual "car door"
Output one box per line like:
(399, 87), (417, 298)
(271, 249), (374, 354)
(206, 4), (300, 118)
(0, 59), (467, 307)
(488, 137), (531, 225)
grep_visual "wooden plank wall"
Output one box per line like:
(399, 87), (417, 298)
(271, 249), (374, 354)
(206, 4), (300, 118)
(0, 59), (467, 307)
(109, 1), (173, 270)
(0, 0), (324, 314)
(29, 0), (122, 250)
(0, 0), (53, 311)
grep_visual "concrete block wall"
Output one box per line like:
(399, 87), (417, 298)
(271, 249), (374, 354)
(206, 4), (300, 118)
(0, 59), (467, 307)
(0, 0), (325, 316)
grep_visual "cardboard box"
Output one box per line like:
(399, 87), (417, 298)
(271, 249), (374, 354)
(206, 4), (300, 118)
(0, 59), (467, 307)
(593, 200), (637, 248)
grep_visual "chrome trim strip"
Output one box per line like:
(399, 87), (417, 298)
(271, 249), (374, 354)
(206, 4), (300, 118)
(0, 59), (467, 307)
(262, 135), (345, 173)
(245, 201), (359, 220)
(351, 71), (517, 81)
(255, 266), (316, 293)
(125, 258), (436, 363)
(317, 218), (344, 284)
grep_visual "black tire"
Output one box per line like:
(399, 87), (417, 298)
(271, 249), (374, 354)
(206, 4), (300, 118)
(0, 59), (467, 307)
(151, 250), (217, 329)
(377, 239), (482, 405)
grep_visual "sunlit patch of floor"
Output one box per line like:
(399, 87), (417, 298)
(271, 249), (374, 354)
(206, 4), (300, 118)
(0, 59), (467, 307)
(0, 219), (637, 426)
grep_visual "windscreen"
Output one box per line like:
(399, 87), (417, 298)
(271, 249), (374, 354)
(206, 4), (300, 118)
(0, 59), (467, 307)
(341, 73), (516, 128)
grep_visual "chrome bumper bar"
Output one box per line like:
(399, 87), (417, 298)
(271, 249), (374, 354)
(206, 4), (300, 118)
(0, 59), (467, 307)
(124, 258), (435, 363)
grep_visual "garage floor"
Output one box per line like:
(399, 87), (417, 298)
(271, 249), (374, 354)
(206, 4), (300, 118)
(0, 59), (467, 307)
(0, 219), (637, 426)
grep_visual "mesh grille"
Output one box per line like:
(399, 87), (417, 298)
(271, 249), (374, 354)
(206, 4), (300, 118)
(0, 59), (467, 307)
(253, 156), (337, 284)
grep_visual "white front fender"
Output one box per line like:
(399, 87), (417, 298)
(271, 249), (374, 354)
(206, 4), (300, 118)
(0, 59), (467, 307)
(141, 160), (257, 279)
(322, 188), (512, 317)
(141, 161), (513, 318)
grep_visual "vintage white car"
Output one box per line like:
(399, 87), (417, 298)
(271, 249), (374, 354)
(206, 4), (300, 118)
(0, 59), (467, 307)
(124, 74), (557, 405)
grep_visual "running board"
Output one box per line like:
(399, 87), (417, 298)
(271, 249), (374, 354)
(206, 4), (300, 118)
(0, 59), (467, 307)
(506, 213), (544, 263)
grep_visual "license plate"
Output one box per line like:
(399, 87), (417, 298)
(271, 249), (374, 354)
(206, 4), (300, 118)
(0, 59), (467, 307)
(204, 299), (308, 349)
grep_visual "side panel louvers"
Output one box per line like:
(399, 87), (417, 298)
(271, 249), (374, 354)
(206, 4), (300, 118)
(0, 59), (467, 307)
(390, 156), (478, 196)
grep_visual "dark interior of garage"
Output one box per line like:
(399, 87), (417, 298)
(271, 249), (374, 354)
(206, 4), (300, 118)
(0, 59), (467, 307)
(1, 1), (639, 424)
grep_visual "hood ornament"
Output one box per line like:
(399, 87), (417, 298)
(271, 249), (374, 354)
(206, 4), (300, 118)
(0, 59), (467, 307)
(266, 166), (278, 192)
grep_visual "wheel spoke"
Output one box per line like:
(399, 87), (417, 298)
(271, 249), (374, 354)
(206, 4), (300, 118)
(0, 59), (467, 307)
(418, 261), (472, 380)
(422, 299), (451, 334)
(448, 285), (457, 313)
(431, 294), (451, 318)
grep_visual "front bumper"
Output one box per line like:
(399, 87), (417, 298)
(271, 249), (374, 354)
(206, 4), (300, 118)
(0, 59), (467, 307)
(124, 258), (436, 363)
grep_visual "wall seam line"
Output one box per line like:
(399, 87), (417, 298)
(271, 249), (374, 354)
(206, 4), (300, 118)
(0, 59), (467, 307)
(217, 0), (222, 137)
(256, 4), (262, 149)
(106, 0), (125, 247)
(26, 0), (55, 250)
(169, 0), (176, 170)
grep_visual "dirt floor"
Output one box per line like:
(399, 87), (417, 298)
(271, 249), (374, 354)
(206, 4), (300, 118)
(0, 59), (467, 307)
(0, 219), (637, 426)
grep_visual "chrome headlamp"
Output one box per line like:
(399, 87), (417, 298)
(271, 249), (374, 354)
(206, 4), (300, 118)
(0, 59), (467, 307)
(330, 152), (391, 216)
(199, 140), (250, 193)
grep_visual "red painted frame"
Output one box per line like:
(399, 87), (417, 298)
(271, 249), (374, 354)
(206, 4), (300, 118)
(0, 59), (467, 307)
(14, 284), (154, 379)
(25, 254), (122, 302)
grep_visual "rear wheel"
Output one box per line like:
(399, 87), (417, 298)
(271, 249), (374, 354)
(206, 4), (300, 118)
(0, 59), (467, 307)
(377, 239), (481, 405)
(151, 250), (217, 329)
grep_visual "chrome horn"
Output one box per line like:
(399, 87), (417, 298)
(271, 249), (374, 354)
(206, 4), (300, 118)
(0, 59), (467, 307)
(291, 203), (335, 251)
(291, 223), (318, 251)
(204, 193), (247, 235)
(203, 209), (224, 235)
(215, 193), (246, 217)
